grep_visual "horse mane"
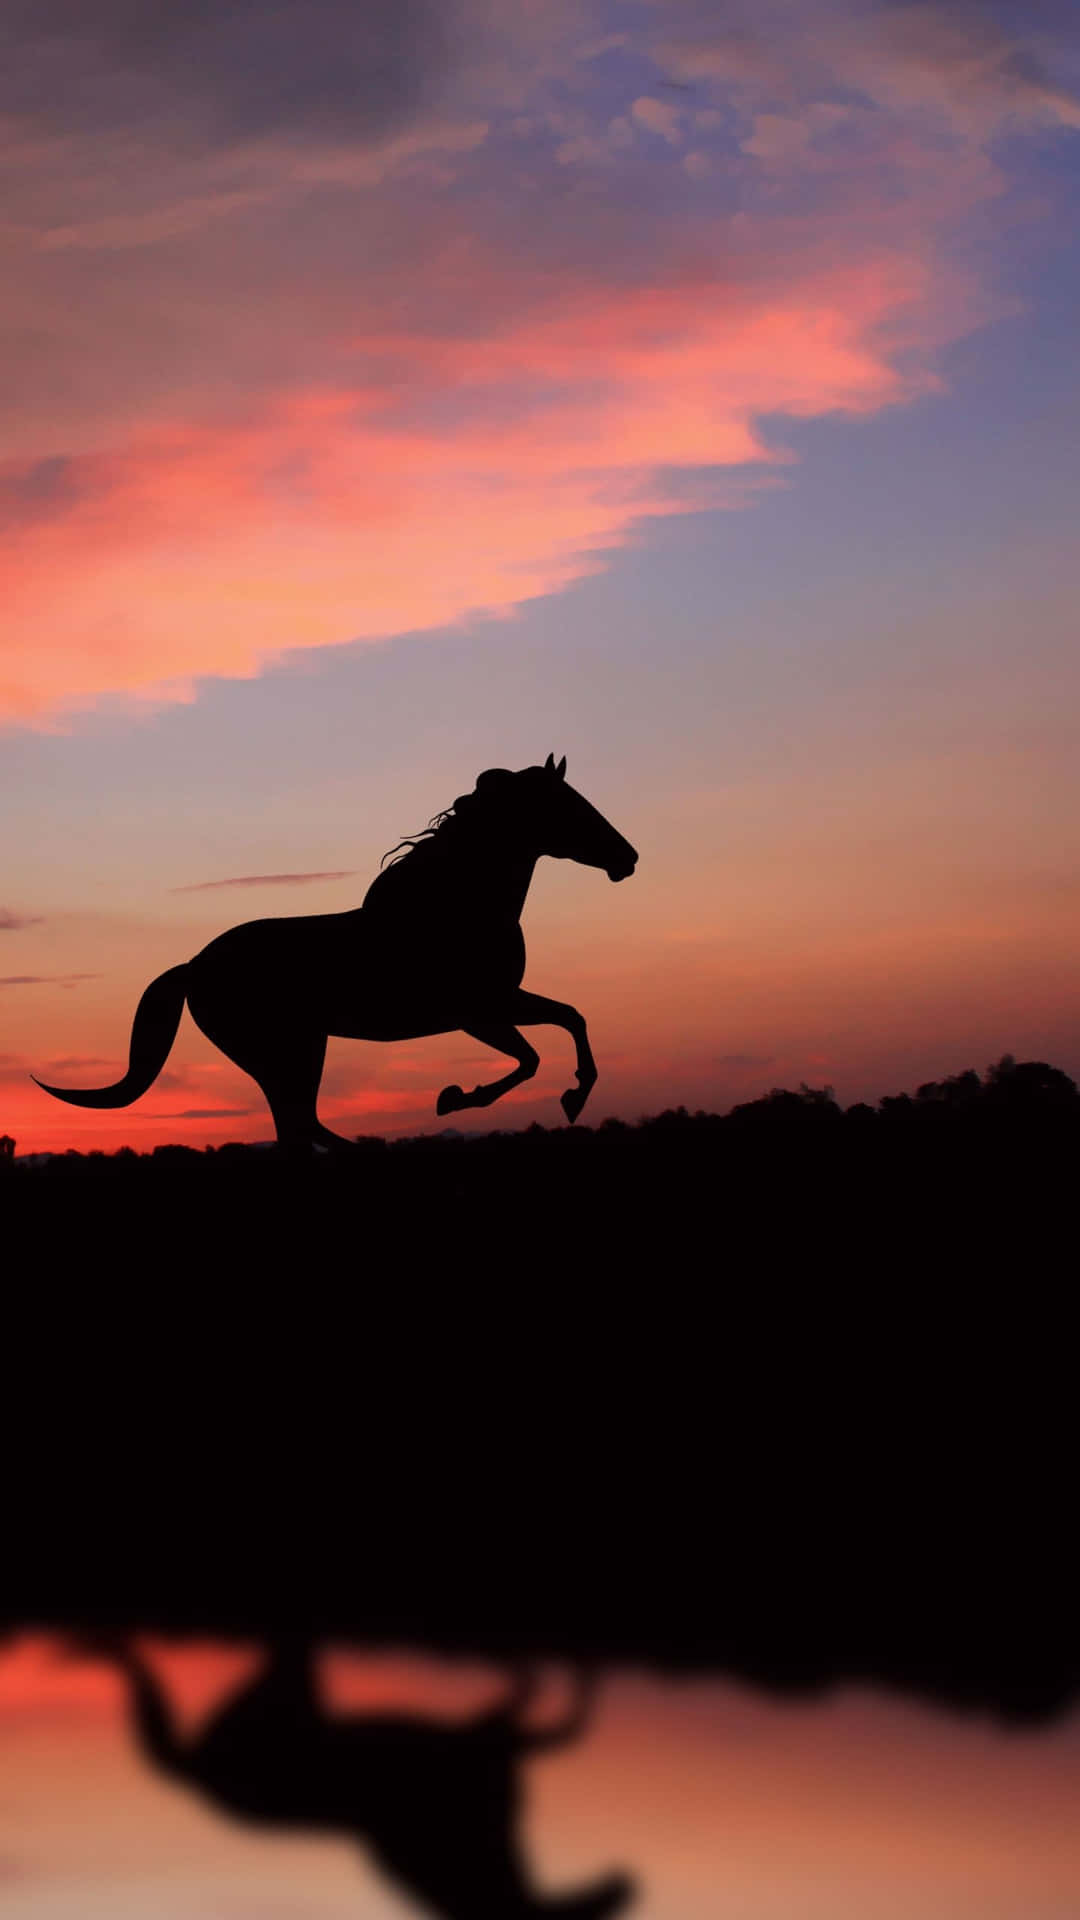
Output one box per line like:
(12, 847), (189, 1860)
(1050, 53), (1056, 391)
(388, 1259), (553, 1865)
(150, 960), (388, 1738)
(379, 767), (522, 871)
(379, 802), (470, 871)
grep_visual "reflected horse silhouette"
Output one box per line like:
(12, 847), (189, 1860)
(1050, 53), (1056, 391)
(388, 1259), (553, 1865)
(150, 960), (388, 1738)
(34, 757), (638, 1149)
(77, 1636), (634, 1920)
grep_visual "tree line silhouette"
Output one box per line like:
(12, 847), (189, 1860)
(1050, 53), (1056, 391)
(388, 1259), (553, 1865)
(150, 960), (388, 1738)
(5, 1050), (1076, 1169)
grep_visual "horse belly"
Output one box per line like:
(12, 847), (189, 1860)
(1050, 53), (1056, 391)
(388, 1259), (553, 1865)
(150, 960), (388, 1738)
(325, 926), (525, 1042)
(329, 1019), (455, 1043)
(326, 1001), (467, 1045)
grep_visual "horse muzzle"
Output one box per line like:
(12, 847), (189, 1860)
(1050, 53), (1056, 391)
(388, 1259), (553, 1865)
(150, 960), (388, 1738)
(607, 851), (638, 883)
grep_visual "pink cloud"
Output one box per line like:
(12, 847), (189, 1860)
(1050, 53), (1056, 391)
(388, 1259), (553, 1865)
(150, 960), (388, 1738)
(0, 0), (1075, 723)
(1, 244), (967, 720)
(630, 96), (684, 143)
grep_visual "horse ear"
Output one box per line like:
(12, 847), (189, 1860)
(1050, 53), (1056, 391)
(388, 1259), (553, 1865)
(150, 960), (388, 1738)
(544, 753), (556, 773)
(556, 755), (567, 779)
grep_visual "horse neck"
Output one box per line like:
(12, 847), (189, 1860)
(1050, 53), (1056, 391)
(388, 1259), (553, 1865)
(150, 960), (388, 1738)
(453, 830), (537, 920)
(365, 827), (538, 921)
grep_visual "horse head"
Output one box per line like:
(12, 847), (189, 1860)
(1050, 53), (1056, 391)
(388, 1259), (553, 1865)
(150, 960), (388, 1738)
(470, 757), (638, 882)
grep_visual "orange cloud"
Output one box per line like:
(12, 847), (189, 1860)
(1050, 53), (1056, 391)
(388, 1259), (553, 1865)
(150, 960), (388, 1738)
(2, 248), (956, 721)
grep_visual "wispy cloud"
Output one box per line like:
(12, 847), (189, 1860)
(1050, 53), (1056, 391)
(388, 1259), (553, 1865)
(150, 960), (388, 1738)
(165, 1106), (253, 1119)
(0, 973), (100, 987)
(56, 1058), (116, 1074)
(172, 870), (356, 890)
(0, 909), (44, 931)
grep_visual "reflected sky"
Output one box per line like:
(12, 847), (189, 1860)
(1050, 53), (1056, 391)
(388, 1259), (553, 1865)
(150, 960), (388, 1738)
(4, 1636), (1080, 1920)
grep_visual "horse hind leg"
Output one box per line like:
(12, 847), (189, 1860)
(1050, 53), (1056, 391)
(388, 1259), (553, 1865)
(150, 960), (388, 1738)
(255, 1038), (358, 1153)
(311, 1119), (358, 1151)
(194, 1022), (337, 1152)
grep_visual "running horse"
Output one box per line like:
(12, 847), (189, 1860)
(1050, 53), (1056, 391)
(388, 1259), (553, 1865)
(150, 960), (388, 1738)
(34, 757), (638, 1150)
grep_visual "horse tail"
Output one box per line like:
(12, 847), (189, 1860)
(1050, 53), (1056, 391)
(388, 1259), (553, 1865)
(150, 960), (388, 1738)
(33, 964), (189, 1109)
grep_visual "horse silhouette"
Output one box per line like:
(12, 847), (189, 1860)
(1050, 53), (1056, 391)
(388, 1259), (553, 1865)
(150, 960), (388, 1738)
(75, 1636), (634, 1920)
(34, 757), (637, 1149)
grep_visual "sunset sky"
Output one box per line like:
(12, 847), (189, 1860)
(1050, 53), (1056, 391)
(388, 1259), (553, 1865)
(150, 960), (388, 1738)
(2, 0), (1079, 1150)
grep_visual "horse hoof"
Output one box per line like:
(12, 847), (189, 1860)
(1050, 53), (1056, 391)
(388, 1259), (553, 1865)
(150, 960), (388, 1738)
(437, 1084), (466, 1116)
(561, 1087), (587, 1124)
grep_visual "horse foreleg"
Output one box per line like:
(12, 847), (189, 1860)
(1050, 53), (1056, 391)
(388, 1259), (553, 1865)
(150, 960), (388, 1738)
(436, 1024), (540, 1117)
(508, 991), (597, 1124)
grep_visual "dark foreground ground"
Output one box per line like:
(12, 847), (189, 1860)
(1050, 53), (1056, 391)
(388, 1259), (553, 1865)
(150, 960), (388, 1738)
(3, 1057), (1077, 1726)
(5, 1052), (1076, 1272)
